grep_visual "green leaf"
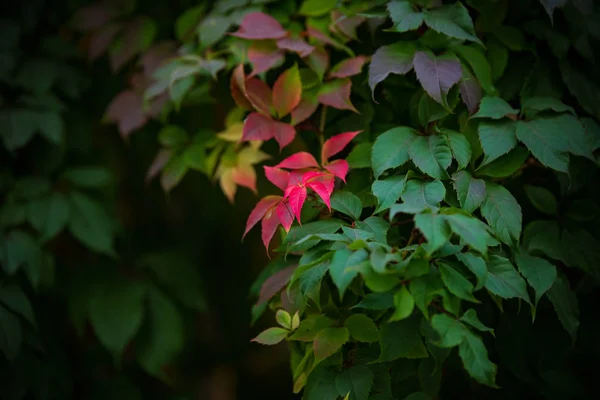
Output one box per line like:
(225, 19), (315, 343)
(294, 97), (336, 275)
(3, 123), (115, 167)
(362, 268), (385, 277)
(431, 313), (468, 348)
(299, 0), (337, 16)
(276, 309), (292, 330)
(314, 327), (350, 364)
(347, 143), (372, 169)
(475, 146), (529, 178)
(345, 314), (379, 343)
(283, 219), (344, 245)
(521, 96), (575, 118)
(414, 211), (451, 254)
(372, 175), (406, 213)
(198, 14), (232, 50)
(459, 309), (494, 335)
(546, 274), (579, 344)
(409, 135), (452, 179)
(477, 120), (518, 165)
(175, 5), (204, 41)
(395, 179), (446, 215)
(472, 96), (519, 119)
(458, 329), (497, 387)
(439, 262), (479, 303)
(378, 317), (428, 362)
(515, 251), (557, 305)
(329, 249), (368, 300)
(331, 191), (363, 221)
(524, 185), (557, 215)
(158, 125), (188, 147)
(62, 166), (113, 188)
(387, 1), (424, 32)
(0, 304), (22, 361)
(423, 2), (481, 44)
(352, 293), (394, 311)
(371, 127), (417, 178)
(0, 284), (35, 325)
(0, 230), (39, 275)
(405, 393), (433, 400)
(484, 256), (530, 303)
(289, 315), (334, 342)
(441, 130), (472, 169)
(443, 213), (493, 255)
(455, 252), (488, 290)
(480, 183), (522, 246)
(89, 279), (145, 358)
(355, 217), (390, 244)
(452, 171), (486, 213)
(454, 45), (494, 93)
(68, 191), (116, 255)
(0, 109), (40, 151)
(305, 367), (339, 400)
(335, 364), (374, 400)
(27, 192), (70, 240)
(389, 285), (415, 322)
(252, 327), (289, 345)
(299, 261), (330, 305)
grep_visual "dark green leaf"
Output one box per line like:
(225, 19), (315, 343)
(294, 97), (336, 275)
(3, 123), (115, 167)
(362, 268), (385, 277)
(62, 166), (113, 188)
(331, 191), (363, 221)
(397, 179), (446, 213)
(423, 2), (481, 44)
(443, 213), (493, 255)
(289, 315), (334, 341)
(460, 309), (494, 334)
(546, 274), (579, 343)
(335, 364), (374, 400)
(347, 143), (373, 169)
(68, 191), (116, 255)
(372, 175), (406, 213)
(414, 211), (451, 254)
(371, 127), (418, 178)
(441, 129), (472, 169)
(475, 146), (529, 178)
(390, 285), (415, 321)
(452, 171), (486, 213)
(0, 284), (35, 325)
(454, 45), (494, 94)
(314, 327), (350, 364)
(355, 217), (389, 244)
(352, 293), (394, 310)
(521, 96), (575, 118)
(0, 304), (22, 361)
(515, 251), (557, 305)
(409, 135), (452, 179)
(299, 0), (337, 16)
(455, 252), (488, 290)
(484, 256), (530, 303)
(329, 249), (368, 300)
(431, 313), (468, 347)
(387, 1), (423, 32)
(345, 314), (379, 343)
(27, 192), (69, 240)
(378, 317), (428, 362)
(477, 120), (518, 165)
(439, 262), (479, 303)
(480, 183), (522, 246)
(458, 330), (497, 387)
(472, 96), (519, 119)
(524, 185), (557, 215)
(305, 367), (339, 400)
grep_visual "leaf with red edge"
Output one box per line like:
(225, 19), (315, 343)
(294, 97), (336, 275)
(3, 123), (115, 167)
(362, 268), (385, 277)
(242, 113), (296, 150)
(105, 90), (147, 138)
(285, 186), (308, 223)
(291, 99), (318, 126)
(245, 78), (273, 116)
(230, 12), (287, 40)
(276, 38), (315, 57)
(306, 46), (330, 78)
(317, 79), (358, 113)
(248, 42), (285, 77)
(264, 166), (290, 191)
(262, 206), (282, 251)
(276, 201), (295, 232)
(276, 152), (319, 170)
(413, 51), (462, 108)
(272, 64), (302, 118)
(322, 131), (362, 162)
(244, 195), (282, 238)
(231, 65), (253, 110)
(330, 56), (369, 79)
(324, 159), (350, 182)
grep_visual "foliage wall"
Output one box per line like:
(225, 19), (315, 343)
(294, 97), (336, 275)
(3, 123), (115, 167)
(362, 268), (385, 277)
(2, 0), (600, 399)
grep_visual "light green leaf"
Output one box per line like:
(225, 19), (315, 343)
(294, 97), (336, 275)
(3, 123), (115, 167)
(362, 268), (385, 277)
(455, 252), (488, 290)
(458, 330), (497, 387)
(423, 2), (481, 44)
(89, 279), (146, 358)
(378, 317), (428, 362)
(252, 327), (289, 345)
(314, 327), (350, 364)
(371, 127), (418, 178)
(329, 249), (368, 300)
(68, 191), (116, 255)
(372, 175), (406, 213)
(331, 191), (363, 221)
(454, 45), (494, 93)
(414, 211), (451, 254)
(409, 135), (452, 179)
(475, 146), (529, 178)
(387, 1), (424, 32)
(472, 96), (519, 119)
(477, 120), (518, 165)
(389, 285), (415, 321)
(480, 183), (522, 246)
(27, 192), (70, 240)
(484, 256), (530, 303)
(345, 314), (379, 343)
(452, 171), (486, 213)
(439, 262), (479, 303)
(0, 304), (22, 361)
(441, 130), (472, 169)
(546, 274), (579, 344)
(524, 185), (557, 215)
(443, 212), (493, 255)
(521, 96), (575, 118)
(299, 0), (337, 16)
(515, 251), (557, 305)
(459, 309), (494, 335)
(335, 364), (374, 400)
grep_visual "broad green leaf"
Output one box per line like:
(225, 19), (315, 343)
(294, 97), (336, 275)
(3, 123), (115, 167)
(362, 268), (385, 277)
(355, 217), (390, 244)
(347, 143), (373, 169)
(345, 314), (379, 343)
(459, 309), (494, 334)
(335, 364), (374, 400)
(472, 96), (519, 119)
(452, 171), (486, 213)
(252, 327), (289, 345)
(439, 262), (479, 303)
(418, 91), (450, 126)
(443, 213), (492, 255)
(331, 191), (363, 221)
(371, 127), (417, 178)
(409, 135), (452, 179)
(299, 0), (337, 16)
(480, 183), (522, 246)
(414, 211), (451, 254)
(62, 166), (113, 188)
(198, 14), (232, 50)
(477, 120), (518, 165)
(484, 256), (530, 303)
(389, 285), (415, 322)
(305, 367), (340, 400)
(441, 129), (472, 169)
(352, 293), (394, 311)
(329, 249), (368, 300)
(476, 146), (529, 178)
(68, 191), (116, 255)
(372, 175), (406, 213)
(458, 330), (497, 387)
(546, 274), (579, 344)
(289, 315), (335, 341)
(89, 279), (145, 358)
(431, 313), (468, 348)
(455, 252), (488, 290)
(521, 96), (575, 118)
(515, 251), (557, 305)
(314, 327), (350, 364)
(524, 185), (557, 215)
(27, 192), (69, 240)
(378, 316), (428, 362)
(454, 45), (494, 93)
(487, 39), (508, 82)
(413, 51), (462, 108)
(423, 2), (481, 44)
(523, 220), (565, 262)
(0, 304), (22, 361)
(397, 179), (446, 213)
(387, 1), (424, 32)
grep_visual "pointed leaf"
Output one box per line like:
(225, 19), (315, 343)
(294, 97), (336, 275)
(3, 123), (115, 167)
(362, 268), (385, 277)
(264, 167), (290, 191)
(318, 79), (358, 113)
(335, 364), (374, 400)
(276, 152), (319, 170)
(276, 38), (315, 57)
(230, 12), (287, 39)
(248, 42), (285, 77)
(431, 313), (468, 348)
(387, 1), (424, 32)
(252, 327), (289, 345)
(368, 42), (416, 95)
(330, 56), (369, 79)
(306, 46), (330, 79)
(423, 2), (481, 44)
(415, 211), (451, 255)
(273, 64), (302, 118)
(524, 185), (557, 215)
(458, 330), (497, 387)
(460, 309), (493, 334)
(480, 183), (522, 246)
(546, 274), (579, 343)
(409, 134), (452, 179)
(329, 249), (368, 300)
(452, 171), (486, 213)
(344, 314), (379, 343)
(413, 51), (462, 107)
(439, 262), (479, 303)
(389, 285), (415, 321)
(477, 120), (518, 165)
(314, 327), (349, 364)
(372, 175), (406, 213)
(442, 130), (472, 169)
(331, 191), (363, 220)
(291, 99), (318, 126)
(484, 256), (530, 303)
(322, 131), (362, 162)
(443, 213), (492, 255)
(515, 251), (557, 305)
(245, 78), (273, 116)
(286, 186), (308, 222)
(371, 127), (418, 178)
(378, 317), (428, 362)
(242, 113), (296, 150)
(459, 69), (483, 115)
(472, 96), (519, 119)
(455, 253), (487, 290)
(244, 195), (282, 238)
(276, 201), (294, 232)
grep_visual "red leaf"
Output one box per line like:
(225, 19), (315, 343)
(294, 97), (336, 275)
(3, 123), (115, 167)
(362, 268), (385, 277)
(306, 181), (333, 210)
(276, 38), (315, 57)
(146, 148), (173, 183)
(242, 113), (296, 150)
(88, 24), (121, 61)
(288, 170), (306, 186)
(248, 43), (285, 77)
(231, 65), (254, 110)
(262, 206), (282, 250)
(257, 265), (297, 305)
(245, 78), (273, 116)
(272, 122), (297, 150)
(233, 167), (257, 193)
(244, 195), (282, 238)
(276, 201), (295, 232)
(284, 186), (308, 223)
(272, 65), (302, 118)
(317, 79), (358, 113)
(230, 12), (287, 40)
(105, 90), (147, 138)
(329, 56), (369, 79)
(290, 99), (318, 125)
(324, 159), (349, 182)
(305, 46), (329, 78)
(264, 166), (290, 191)
(275, 152), (319, 170)
(321, 131), (362, 161)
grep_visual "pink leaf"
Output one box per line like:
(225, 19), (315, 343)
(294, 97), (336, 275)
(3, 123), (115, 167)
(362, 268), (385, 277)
(324, 159), (349, 182)
(307, 25), (341, 48)
(276, 201), (295, 232)
(331, 11), (365, 40)
(257, 265), (297, 305)
(276, 38), (315, 57)
(230, 12), (287, 40)
(242, 113), (296, 150)
(244, 195), (282, 238)
(231, 65), (254, 110)
(264, 166), (290, 191)
(104, 90), (147, 138)
(288, 170), (306, 186)
(306, 181), (333, 210)
(317, 79), (358, 113)
(233, 167), (257, 193)
(88, 24), (121, 61)
(275, 152), (319, 170)
(248, 43), (285, 77)
(290, 99), (318, 126)
(71, 3), (117, 32)
(146, 148), (173, 184)
(261, 207), (282, 251)
(285, 186), (308, 223)
(321, 131), (362, 162)
(245, 78), (273, 116)
(329, 56), (369, 79)
(272, 122), (297, 150)
(272, 65), (302, 118)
